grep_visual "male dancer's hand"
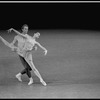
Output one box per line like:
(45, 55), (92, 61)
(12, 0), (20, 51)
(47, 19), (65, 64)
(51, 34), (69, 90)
(11, 46), (16, 52)
(10, 44), (17, 52)
(11, 47), (17, 52)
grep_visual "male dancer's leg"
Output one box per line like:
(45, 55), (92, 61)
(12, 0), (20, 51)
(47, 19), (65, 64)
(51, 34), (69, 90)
(19, 55), (32, 76)
(17, 55), (33, 85)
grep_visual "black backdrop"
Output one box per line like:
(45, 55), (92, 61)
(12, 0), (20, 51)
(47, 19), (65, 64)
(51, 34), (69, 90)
(0, 3), (100, 31)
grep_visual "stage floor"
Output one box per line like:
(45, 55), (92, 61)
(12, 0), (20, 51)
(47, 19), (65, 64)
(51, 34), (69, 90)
(0, 30), (100, 98)
(0, 80), (100, 98)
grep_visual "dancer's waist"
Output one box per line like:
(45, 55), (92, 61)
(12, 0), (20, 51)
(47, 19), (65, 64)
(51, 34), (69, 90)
(16, 48), (26, 57)
(17, 48), (31, 57)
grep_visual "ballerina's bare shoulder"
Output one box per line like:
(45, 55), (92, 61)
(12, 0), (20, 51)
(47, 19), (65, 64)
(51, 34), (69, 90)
(23, 34), (37, 50)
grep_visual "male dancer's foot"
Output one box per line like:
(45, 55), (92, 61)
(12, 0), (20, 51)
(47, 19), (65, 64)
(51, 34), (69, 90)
(28, 77), (33, 85)
(16, 73), (22, 82)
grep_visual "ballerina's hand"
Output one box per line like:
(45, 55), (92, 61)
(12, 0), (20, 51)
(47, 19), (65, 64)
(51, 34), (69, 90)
(7, 28), (13, 33)
(44, 50), (47, 55)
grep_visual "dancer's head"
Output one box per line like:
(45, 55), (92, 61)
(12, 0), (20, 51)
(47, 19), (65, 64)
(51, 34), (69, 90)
(22, 24), (28, 34)
(33, 32), (40, 39)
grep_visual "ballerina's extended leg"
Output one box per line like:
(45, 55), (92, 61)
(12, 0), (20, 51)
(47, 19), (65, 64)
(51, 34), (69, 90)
(0, 36), (11, 48)
(25, 53), (47, 86)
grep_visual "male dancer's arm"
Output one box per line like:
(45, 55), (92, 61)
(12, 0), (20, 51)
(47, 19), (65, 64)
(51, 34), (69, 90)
(10, 36), (18, 52)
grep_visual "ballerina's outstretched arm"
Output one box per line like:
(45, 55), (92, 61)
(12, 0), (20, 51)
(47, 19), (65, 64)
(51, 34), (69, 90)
(35, 41), (47, 55)
(7, 28), (38, 41)
(7, 28), (27, 38)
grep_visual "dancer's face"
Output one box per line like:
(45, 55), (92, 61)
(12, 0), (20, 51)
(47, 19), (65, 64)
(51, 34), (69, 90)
(22, 26), (28, 34)
(34, 33), (40, 38)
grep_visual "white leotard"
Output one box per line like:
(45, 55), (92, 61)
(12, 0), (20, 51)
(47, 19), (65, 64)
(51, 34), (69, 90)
(22, 34), (36, 51)
(14, 34), (37, 57)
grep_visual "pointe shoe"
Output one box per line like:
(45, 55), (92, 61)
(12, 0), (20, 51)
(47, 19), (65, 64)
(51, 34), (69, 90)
(28, 78), (33, 85)
(16, 74), (22, 82)
(40, 80), (47, 86)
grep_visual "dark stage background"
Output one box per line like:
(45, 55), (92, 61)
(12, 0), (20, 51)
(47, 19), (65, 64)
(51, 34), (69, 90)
(0, 3), (99, 31)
